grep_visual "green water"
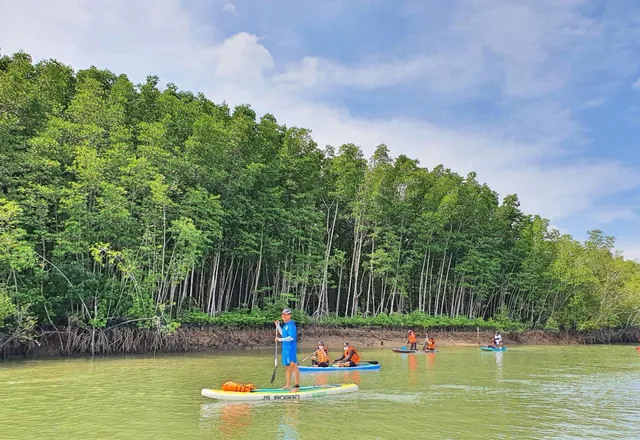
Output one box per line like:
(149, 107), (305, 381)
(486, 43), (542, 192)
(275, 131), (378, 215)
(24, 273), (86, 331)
(1, 345), (639, 439)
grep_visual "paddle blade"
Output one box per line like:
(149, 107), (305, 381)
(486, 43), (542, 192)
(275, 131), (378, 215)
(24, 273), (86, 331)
(270, 366), (277, 384)
(363, 360), (379, 364)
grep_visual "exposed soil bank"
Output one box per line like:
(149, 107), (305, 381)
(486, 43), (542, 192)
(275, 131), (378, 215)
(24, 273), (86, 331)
(2, 326), (639, 359)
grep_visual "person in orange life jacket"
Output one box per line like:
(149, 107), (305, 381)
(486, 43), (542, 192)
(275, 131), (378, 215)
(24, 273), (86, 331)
(311, 341), (330, 367)
(423, 337), (436, 351)
(407, 330), (417, 350)
(334, 342), (361, 367)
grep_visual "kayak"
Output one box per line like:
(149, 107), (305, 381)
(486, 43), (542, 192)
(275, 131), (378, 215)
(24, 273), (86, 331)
(201, 383), (359, 401)
(392, 348), (438, 353)
(480, 346), (507, 352)
(298, 363), (380, 372)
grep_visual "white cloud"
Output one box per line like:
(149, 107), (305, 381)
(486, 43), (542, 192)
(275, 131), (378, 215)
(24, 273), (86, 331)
(223, 2), (237, 15)
(1, 0), (639, 232)
(450, 0), (598, 98)
(273, 46), (485, 93)
(206, 32), (274, 79)
(584, 98), (606, 109)
(590, 206), (638, 224)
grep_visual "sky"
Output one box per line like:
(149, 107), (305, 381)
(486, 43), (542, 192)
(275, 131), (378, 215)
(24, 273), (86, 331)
(1, 0), (640, 260)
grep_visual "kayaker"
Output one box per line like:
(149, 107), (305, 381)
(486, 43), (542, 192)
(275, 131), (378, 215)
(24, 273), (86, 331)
(311, 341), (330, 367)
(275, 308), (300, 391)
(334, 342), (361, 367)
(407, 330), (417, 350)
(494, 331), (503, 348)
(424, 336), (436, 351)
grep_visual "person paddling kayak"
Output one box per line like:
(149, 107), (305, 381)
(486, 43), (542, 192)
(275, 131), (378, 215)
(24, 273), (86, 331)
(423, 336), (436, 351)
(311, 341), (330, 367)
(275, 308), (300, 392)
(494, 331), (503, 348)
(334, 342), (361, 367)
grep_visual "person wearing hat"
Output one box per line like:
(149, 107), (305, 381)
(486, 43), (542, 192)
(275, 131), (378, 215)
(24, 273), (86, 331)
(311, 341), (330, 367)
(407, 330), (417, 350)
(334, 342), (361, 367)
(275, 308), (300, 391)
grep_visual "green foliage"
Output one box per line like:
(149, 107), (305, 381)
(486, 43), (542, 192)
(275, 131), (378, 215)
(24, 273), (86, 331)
(0, 288), (16, 325)
(0, 50), (638, 339)
(177, 308), (524, 331)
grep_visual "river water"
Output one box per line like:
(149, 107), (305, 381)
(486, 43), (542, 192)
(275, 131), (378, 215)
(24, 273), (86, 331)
(1, 345), (639, 439)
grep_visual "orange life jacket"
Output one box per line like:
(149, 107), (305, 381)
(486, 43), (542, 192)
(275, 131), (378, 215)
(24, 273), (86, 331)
(344, 347), (360, 364)
(222, 381), (256, 392)
(408, 333), (417, 343)
(427, 340), (435, 350)
(316, 347), (329, 363)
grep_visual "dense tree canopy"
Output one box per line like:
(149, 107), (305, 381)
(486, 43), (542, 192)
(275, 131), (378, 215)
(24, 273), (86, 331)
(1, 51), (639, 337)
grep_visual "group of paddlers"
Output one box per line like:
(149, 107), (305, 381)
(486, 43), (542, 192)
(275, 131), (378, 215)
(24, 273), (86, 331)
(407, 330), (436, 351)
(305, 341), (362, 367)
(305, 330), (437, 367)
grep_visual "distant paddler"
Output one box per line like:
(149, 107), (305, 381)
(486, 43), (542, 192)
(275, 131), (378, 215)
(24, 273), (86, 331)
(423, 336), (436, 352)
(407, 330), (417, 350)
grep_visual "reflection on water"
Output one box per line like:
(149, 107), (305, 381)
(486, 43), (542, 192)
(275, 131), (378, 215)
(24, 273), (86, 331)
(408, 354), (418, 385)
(276, 403), (300, 440)
(220, 403), (252, 440)
(425, 351), (437, 370)
(1, 346), (639, 440)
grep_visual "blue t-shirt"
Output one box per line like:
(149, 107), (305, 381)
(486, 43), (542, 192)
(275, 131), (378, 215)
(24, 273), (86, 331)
(280, 320), (297, 352)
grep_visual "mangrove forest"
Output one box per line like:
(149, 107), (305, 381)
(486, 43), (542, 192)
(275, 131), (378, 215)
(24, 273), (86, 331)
(1, 51), (640, 353)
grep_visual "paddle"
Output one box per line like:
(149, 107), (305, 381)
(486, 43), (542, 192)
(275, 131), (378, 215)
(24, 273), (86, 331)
(300, 349), (319, 364)
(270, 327), (278, 384)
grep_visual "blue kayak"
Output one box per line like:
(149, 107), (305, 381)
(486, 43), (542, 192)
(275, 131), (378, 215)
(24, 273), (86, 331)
(299, 363), (380, 372)
(480, 346), (507, 352)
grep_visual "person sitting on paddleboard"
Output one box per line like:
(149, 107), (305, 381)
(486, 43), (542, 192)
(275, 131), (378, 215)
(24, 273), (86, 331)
(407, 330), (417, 350)
(334, 342), (361, 367)
(494, 331), (503, 348)
(423, 336), (436, 351)
(311, 341), (330, 367)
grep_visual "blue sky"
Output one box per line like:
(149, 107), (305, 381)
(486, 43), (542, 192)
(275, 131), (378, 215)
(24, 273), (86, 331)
(1, 0), (640, 259)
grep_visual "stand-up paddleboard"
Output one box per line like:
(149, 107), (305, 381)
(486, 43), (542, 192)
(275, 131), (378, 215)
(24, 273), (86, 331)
(201, 383), (359, 401)
(392, 348), (438, 353)
(298, 363), (380, 372)
(480, 346), (507, 352)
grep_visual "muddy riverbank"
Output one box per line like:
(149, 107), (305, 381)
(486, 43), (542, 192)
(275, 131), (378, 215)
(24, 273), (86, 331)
(2, 325), (639, 359)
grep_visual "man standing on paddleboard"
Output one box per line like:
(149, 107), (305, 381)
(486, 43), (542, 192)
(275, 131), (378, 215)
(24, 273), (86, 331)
(275, 308), (300, 392)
